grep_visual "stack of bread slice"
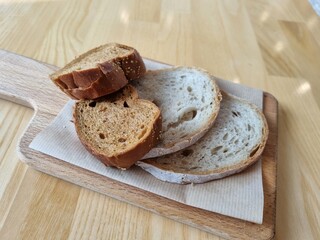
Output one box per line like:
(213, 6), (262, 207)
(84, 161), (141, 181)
(50, 43), (269, 183)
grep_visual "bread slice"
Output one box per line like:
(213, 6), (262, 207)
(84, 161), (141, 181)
(136, 92), (269, 184)
(73, 85), (161, 169)
(131, 67), (221, 158)
(50, 43), (146, 99)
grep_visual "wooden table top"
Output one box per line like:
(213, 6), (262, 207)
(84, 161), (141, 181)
(0, 0), (319, 239)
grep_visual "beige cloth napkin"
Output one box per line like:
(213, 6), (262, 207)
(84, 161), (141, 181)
(30, 59), (264, 224)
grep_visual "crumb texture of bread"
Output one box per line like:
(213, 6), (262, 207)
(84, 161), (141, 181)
(74, 85), (161, 169)
(50, 43), (146, 100)
(132, 67), (221, 158)
(137, 92), (269, 184)
(60, 44), (130, 73)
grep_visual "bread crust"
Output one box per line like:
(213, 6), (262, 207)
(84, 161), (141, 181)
(73, 86), (162, 169)
(112, 46), (146, 80)
(50, 43), (146, 100)
(65, 62), (128, 99)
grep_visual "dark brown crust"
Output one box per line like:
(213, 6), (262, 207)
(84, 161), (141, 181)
(50, 43), (146, 100)
(64, 63), (128, 99)
(73, 67), (104, 88)
(114, 47), (146, 80)
(73, 85), (162, 169)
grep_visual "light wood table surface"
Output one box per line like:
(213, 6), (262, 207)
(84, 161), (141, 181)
(0, 0), (319, 239)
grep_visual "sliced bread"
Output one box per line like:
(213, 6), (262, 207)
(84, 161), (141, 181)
(73, 85), (161, 169)
(50, 43), (146, 99)
(136, 92), (269, 184)
(131, 67), (221, 158)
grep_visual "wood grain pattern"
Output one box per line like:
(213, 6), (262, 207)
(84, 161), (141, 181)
(0, 50), (277, 240)
(0, 0), (319, 239)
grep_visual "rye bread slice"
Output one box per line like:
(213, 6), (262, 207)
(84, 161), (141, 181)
(73, 85), (161, 169)
(50, 43), (146, 100)
(136, 92), (269, 184)
(131, 67), (221, 158)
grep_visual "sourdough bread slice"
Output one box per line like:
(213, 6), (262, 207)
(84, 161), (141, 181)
(136, 92), (269, 184)
(50, 43), (146, 99)
(131, 67), (221, 158)
(73, 85), (161, 169)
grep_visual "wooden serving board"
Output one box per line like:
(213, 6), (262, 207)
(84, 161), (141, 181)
(0, 50), (278, 240)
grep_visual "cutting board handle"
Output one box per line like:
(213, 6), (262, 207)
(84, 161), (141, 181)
(0, 50), (68, 114)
